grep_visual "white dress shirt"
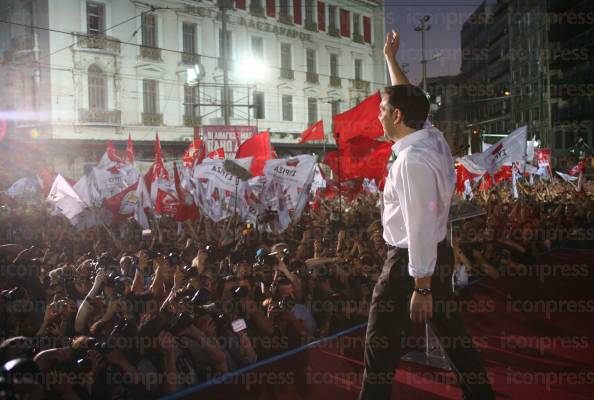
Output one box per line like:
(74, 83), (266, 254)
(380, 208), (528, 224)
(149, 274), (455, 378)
(382, 121), (455, 278)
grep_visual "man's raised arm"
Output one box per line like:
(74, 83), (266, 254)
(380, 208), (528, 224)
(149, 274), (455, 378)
(384, 30), (411, 86)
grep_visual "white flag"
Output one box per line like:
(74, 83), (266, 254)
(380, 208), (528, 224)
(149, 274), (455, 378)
(464, 126), (527, 175)
(47, 175), (87, 220)
(6, 178), (40, 198)
(133, 178), (151, 229)
(556, 171), (578, 182)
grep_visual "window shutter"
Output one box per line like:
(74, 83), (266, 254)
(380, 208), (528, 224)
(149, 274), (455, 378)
(317, 2), (325, 31)
(340, 9), (350, 37)
(363, 16), (371, 43)
(236, 0), (246, 9)
(293, 0), (302, 24)
(266, 0), (275, 17)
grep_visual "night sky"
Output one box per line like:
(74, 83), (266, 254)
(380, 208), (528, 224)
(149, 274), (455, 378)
(384, 0), (482, 85)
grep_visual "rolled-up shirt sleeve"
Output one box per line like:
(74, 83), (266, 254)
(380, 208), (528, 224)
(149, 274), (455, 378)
(396, 158), (440, 278)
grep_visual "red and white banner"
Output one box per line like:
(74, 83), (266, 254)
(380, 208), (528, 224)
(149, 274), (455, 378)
(536, 149), (551, 168)
(198, 126), (257, 158)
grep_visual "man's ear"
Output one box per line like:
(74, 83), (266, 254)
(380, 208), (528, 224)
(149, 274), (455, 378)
(392, 108), (403, 125)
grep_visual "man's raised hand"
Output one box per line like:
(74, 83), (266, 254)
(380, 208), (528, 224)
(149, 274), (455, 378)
(384, 30), (400, 60)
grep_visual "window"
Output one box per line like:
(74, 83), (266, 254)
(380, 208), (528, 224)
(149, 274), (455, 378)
(294, 0), (302, 24)
(305, 0), (315, 24)
(363, 16), (371, 43)
(220, 87), (234, 118)
(182, 22), (196, 54)
(354, 59), (362, 80)
(184, 85), (197, 117)
(282, 95), (293, 121)
(281, 43), (292, 69)
(306, 48), (316, 73)
(330, 53), (338, 77)
(280, 0), (290, 17)
(143, 79), (158, 114)
(88, 64), (106, 111)
(317, 2), (325, 31)
(218, 29), (232, 65)
(307, 97), (318, 125)
(328, 5), (336, 29)
(142, 14), (157, 47)
(251, 36), (264, 59)
(87, 2), (105, 36)
(353, 13), (360, 36)
(253, 91), (265, 119)
(331, 100), (340, 116)
(340, 9), (350, 37)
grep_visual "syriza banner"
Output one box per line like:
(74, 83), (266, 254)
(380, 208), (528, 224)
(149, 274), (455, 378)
(198, 126), (257, 158)
(194, 157), (254, 193)
(263, 155), (317, 210)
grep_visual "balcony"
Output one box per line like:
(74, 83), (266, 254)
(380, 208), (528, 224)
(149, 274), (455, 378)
(183, 115), (201, 127)
(75, 33), (121, 55)
(250, 5), (265, 17)
(142, 112), (163, 126)
(351, 79), (370, 91)
(11, 35), (34, 52)
(140, 46), (162, 61)
(78, 109), (121, 125)
(279, 14), (293, 25)
(181, 52), (200, 65)
(280, 68), (294, 80)
(330, 76), (341, 88)
(304, 21), (318, 32)
(306, 71), (319, 84)
(328, 26), (340, 37)
(353, 33), (364, 44)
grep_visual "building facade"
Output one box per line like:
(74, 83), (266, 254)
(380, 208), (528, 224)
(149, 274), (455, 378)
(0, 0), (386, 177)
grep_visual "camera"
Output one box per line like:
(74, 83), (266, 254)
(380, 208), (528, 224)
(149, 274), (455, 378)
(167, 251), (182, 266)
(271, 296), (295, 312)
(182, 265), (199, 278)
(204, 245), (217, 263)
(169, 312), (195, 335)
(231, 285), (249, 300)
(190, 288), (213, 306)
(0, 287), (25, 302)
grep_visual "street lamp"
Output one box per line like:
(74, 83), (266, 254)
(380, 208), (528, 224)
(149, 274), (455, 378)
(414, 15), (431, 94)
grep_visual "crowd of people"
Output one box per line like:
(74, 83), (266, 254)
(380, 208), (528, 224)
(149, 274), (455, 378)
(0, 176), (592, 398)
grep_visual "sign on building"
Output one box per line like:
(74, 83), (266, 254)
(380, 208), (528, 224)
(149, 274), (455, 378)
(196, 126), (257, 159)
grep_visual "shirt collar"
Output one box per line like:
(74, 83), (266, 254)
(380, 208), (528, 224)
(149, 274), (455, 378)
(391, 128), (431, 156)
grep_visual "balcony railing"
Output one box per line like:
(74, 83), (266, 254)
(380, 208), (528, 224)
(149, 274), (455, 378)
(75, 33), (121, 54)
(11, 35), (34, 52)
(328, 26), (340, 37)
(181, 52), (200, 65)
(304, 21), (318, 32)
(306, 71), (319, 84)
(142, 112), (163, 126)
(140, 46), (162, 61)
(79, 109), (121, 124)
(280, 68), (294, 80)
(330, 76), (341, 88)
(183, 115), (201, 127)
(250, 4), (265, 17)
(353, 33), (364, 44)
(351, 79), (370, 91)
(279, 14), (293, 25)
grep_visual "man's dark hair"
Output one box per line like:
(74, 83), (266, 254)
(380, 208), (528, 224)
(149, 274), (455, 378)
(384, 85), (429, 131)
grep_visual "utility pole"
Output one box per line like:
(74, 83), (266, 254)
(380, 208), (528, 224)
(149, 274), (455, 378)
(415, 16), (431, 94)
(219, 0), (232, 125)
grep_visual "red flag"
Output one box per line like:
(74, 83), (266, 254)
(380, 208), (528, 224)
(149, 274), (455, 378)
(324, 136), (391, 183)
(183, 139), (205, 168)
(103, 182), (139, 224)
(455, 164), (480, 194)
(173, 161), (199, 221)
(236, 131), (272, 176)
(299, 120), (324, 143)
(332, 92), (383, 146)
(106, 140), (124, 164)
(493, 165), (512, 183)
(569, 161), (586, 176)
(207, 147), (225, 160)
(126, 134), (135, 163)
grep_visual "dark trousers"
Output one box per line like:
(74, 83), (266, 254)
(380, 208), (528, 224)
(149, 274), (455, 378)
(358, 241), (495, 400)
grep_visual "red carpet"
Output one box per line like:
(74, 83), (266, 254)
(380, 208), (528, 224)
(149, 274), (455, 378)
(169, 249), (594, 400)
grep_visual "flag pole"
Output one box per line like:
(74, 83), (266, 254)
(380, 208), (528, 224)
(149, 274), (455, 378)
(336, 132), (342, 227)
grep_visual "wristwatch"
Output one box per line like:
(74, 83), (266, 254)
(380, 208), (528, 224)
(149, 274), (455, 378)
(413, 287), (432, 296)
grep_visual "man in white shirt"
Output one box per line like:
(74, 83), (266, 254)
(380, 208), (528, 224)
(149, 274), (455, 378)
(358, 31), (495, 400)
